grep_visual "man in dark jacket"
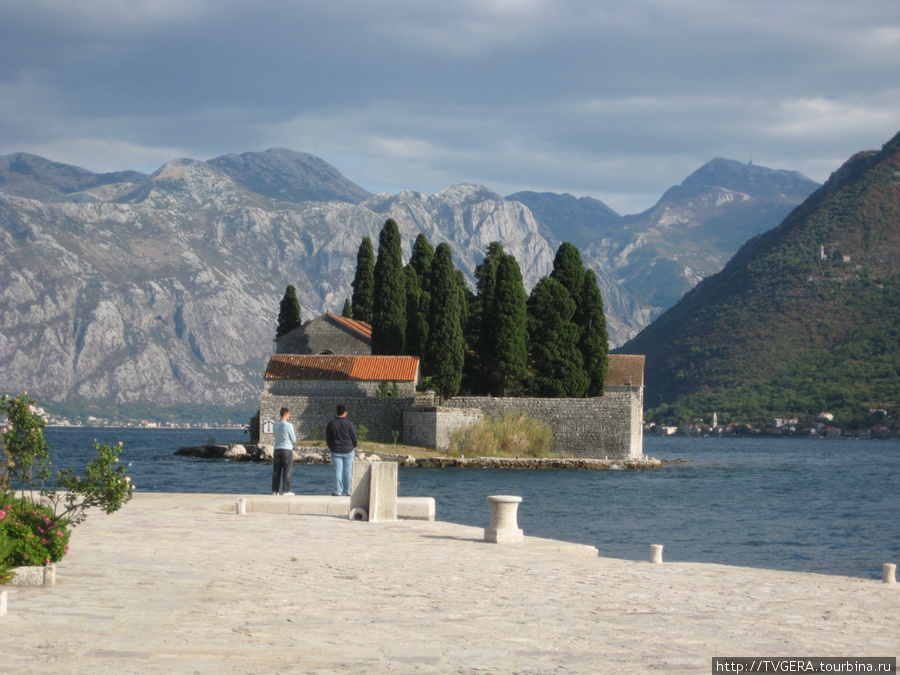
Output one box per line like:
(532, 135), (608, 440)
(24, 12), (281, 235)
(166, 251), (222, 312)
(325, 403), (357, 496)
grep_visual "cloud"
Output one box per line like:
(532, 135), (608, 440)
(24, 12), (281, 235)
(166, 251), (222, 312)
(0, 0), (898, 214)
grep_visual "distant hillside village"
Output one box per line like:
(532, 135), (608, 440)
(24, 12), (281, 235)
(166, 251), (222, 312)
(646, 411), (897, 440)
(12, 405), (245, 430)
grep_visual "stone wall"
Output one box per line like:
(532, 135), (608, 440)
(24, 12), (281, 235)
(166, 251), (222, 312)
(264, 379), (416, 398)
(404, 408), (484, 450)
(275, 316), (371, 355)
(259, 394), (412, 445)
(446, 386), (643, 459)
(260, 385), (643, 459)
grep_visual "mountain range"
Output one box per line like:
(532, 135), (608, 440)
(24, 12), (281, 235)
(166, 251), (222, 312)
(0, 148), (820, 420)
(618, 129), (900, 426)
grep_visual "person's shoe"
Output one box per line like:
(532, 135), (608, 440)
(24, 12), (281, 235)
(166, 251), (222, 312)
(283, 492), (295, 496)
(342, 493), (351, 497)
(272, 492), (278, 496)
(331, 492), (341, 496)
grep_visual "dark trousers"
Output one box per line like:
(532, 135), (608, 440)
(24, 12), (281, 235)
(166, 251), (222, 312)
(272, 448), (294, 493)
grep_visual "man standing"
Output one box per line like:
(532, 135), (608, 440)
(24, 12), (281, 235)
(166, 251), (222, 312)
(272, 407), (296, 496)
(325, 404), (357, 496)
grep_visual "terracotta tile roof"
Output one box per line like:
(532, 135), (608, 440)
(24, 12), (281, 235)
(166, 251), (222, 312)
(265, 354), (420, 382)
(326, 313), (372, 340)
(606, 354), (645, 386)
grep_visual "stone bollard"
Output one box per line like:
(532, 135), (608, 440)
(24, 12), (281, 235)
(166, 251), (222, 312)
(350, 461), (397, 522)
(484, 495), (523, 543)
(236, 497), (247, 515)
(650, 544), (664, 564)
(1, 590), (7, 617)
(883, 563), (897, 584)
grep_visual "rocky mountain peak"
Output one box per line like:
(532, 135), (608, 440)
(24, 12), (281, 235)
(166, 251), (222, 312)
(0, 152), (146, 203)
(207, 148), (371, 204)
(122, 158), (259, 210)
(680, 157), (818, 202)
(435, 184), (502, 207)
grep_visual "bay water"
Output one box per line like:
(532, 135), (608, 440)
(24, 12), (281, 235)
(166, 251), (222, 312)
(36, 427), (900, 580)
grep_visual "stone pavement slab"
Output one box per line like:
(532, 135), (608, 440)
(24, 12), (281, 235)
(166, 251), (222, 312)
(0, 492), (897, 674)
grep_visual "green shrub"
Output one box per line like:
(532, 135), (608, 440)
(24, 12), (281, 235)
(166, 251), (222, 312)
(0, 394), (133, 579)
(0, 499), (70, 567)
(0, 531), (17, 583)
(376, 381), (399, 398)
(448, 413), (554, 458)
(357, 425), (369, 442)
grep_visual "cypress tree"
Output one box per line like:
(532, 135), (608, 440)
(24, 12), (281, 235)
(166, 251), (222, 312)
(469, 242), (506, 393)
(549, 242), (586, 301)
(576, 269), (610, 397)
(350, 236), (375, 324)
(404, 233), (434, 357)
(276, 284), (302, 338)
(489, 254), (529, 396)
(408, 234), (434, 287)
(371, 219), (406, 355)
(341, 298), (353, 318)
(527, 277), (588, 397)
(425, 243), (465, 403)
(403, 265), (429, 357)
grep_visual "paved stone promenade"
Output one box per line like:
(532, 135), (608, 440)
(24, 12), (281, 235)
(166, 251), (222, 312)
(1, 492), (897, 674)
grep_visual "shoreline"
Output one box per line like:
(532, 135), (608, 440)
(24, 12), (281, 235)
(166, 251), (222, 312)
(174, 443), (680, 469)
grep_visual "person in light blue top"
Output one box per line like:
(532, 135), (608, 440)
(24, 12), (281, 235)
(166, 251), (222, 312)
(272, 407), (296, 495)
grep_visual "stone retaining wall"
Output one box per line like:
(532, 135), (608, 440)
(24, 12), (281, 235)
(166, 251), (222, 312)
(259, 395), (412, 445)
(403, 408), (484, 450)
(447, 386), (643, 459)
(264, 379), (415, 398)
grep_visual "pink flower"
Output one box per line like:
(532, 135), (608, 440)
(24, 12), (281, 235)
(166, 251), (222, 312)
(56, 531), (64, 537)
(38, 527), (44, 534)
(41, 538), (48, 544)
(45, 558), (50, 565)
(0, 509), (6, 520)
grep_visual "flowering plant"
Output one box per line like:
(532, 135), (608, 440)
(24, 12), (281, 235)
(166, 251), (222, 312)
(0, 394), (133, 583)
(0, 500), (70, 568)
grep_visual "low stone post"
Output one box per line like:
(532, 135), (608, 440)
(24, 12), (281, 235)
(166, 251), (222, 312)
(650, 544), (664, 564)
(236, 497), (247, 515)
(0, 589), (7, 617)
(350, 461), (398, 522)
(484, 495), (523, 543)
(883, 563), (897, 584)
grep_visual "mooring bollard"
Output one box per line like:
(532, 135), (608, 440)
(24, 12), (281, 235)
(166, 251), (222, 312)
(484, 495), (523, 543)
(650, 544), (664, 564)
(883, 563), (897, 584)
(236, 497), (247, 515)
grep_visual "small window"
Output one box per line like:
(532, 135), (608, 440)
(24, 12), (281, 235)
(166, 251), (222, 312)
(319, 349), (335, 355)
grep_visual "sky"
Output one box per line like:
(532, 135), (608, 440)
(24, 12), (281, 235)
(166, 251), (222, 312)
(1, 0), (898, 215)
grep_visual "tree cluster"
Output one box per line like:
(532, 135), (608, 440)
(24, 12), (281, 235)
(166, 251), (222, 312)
(345, 220), (610, 403)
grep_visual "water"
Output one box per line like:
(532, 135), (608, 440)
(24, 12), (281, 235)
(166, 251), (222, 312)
(31, 428), (900, 580)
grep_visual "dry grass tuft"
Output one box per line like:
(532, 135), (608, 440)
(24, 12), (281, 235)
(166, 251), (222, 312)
(448, 413), (554, 458)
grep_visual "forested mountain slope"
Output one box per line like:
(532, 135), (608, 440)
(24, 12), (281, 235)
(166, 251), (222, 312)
(618, 130), (900, 427)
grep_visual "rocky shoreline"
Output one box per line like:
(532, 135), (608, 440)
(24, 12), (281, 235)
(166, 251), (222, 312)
(174, 444), (679, 470)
